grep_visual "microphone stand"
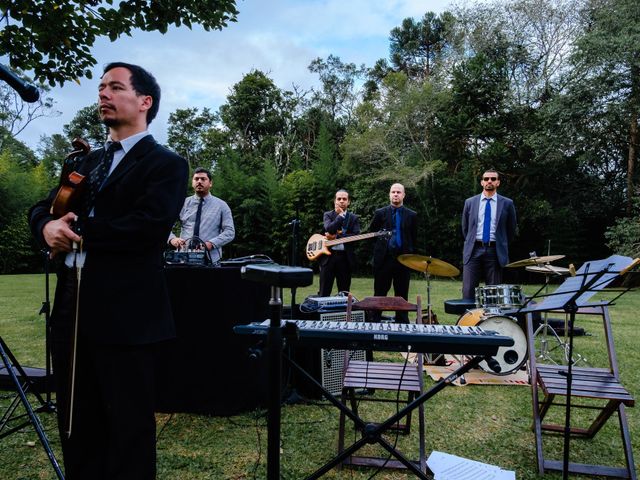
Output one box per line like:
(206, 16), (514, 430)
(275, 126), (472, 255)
(287, 214), (301, 319)
(38, 249), (55, 409)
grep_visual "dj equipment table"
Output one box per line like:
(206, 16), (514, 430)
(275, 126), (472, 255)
(155, 265), (270, 415)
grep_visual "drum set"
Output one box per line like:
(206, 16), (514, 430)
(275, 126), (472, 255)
(458, 284), (528, 374)
(398, 252), (575, 376)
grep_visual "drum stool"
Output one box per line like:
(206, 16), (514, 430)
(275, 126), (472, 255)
(444, 299), (476, 316)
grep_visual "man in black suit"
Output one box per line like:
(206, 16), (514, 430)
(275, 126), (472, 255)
(29, 63), (188, 479)
(461, 169), (517, 300)
(318, 189), (361, 296)
(369, 183), (418, 323)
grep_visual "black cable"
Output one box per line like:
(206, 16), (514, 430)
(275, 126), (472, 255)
(364, 346), (412, 480)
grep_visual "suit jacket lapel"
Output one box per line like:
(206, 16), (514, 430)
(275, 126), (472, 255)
(471, 195), (481, 231)
(494, 193), (503, 225)
(101, 135), (156, 191)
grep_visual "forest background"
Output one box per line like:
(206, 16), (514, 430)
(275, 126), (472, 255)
(1, 0), (639, 278)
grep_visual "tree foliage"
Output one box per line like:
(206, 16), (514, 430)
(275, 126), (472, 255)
(167, 107), (219, 171)
(0, 0), (239, 86)
(0, 74), (59, 138)
(63, 104), (106, 148)
(2, 0), (638, 274)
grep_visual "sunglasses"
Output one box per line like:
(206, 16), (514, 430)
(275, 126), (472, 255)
(483, 177), (498, 181)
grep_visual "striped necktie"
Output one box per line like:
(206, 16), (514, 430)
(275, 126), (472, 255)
(193, 197), (204, 239)
(85, 141), (121, 216)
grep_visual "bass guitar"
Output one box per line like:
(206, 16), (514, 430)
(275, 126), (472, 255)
(305, 230), (391, 261)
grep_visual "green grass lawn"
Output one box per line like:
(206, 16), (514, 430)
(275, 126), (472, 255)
(0, 273), (638, 479)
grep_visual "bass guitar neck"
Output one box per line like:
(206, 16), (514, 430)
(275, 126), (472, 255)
(305, 230), (390, 261)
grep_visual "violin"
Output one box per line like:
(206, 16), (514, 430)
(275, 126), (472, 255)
(50, 137), (90, 218)
(47, 137), (90, 439)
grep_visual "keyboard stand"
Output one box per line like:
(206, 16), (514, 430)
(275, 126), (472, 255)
(285, 351), (489, 479)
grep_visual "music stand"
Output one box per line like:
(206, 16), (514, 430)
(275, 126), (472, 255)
(519, 254), (638, 480)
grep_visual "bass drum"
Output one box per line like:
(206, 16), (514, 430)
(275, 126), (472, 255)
(457, 308), (527, 375)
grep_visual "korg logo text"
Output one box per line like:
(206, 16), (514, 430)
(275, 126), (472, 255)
(373, 334), (388, 340)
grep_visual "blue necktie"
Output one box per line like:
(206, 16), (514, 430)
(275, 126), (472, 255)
(482, 198), (491, 244)
(394, 208), (402, 250)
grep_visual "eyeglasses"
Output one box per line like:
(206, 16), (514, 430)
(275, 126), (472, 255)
(483, 177), (497, 181)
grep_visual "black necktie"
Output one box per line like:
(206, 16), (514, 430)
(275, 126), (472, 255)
(193, 197), (204, 239)
(85, 141), (121, 216)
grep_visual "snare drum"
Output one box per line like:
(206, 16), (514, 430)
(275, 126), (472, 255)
(457, 308), (527, 375)
(475, 284), (523, 309)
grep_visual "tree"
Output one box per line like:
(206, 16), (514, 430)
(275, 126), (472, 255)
(569, 0), (640, 213)
(308, 55), (366, 125)
(37, 133), (73, 181)
(219, 70), (294, 173)
(0, 73), (59, 137)
(452, 0), (584, 107)
(63, 103), (107, 148)
(167, 107), (218, 170)
(0, 0), (239, 86)
(389, 12), (456, 82)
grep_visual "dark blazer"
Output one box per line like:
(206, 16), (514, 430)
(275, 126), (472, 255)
(320, 210), (361, 268)
(461, 193), (517, 267)
(369, 205), (417, 270)
(29, 135), (188, 345)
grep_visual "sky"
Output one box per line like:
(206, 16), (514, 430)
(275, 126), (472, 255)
(13, 0), (453, 151)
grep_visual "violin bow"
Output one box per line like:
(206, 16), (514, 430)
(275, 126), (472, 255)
(65, 224), (84, 438)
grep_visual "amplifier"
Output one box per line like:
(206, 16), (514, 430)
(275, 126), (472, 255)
(319, 310), (366, 397)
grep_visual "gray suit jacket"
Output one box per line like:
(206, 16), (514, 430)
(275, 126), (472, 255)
(461, 193), (517, 267)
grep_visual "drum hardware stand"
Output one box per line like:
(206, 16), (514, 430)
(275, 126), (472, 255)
(531, 264), (587, 366)
(395, 254), (460, 366)
(532, 265), (568, 364)
(422, 268), (444, 366)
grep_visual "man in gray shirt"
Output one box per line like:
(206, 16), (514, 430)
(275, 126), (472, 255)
(169, 167), (235, 263)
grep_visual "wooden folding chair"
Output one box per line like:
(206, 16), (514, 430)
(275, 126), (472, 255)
(336, 295), (426, 473)
(526, 304), (636, 479)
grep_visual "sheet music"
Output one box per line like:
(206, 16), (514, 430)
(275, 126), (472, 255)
(427, 451), (515, 480)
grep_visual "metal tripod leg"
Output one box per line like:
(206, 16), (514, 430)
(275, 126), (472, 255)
(422, 271), (444, 366)
(533, 312), (566, 364)
(0, 337), (64, 479)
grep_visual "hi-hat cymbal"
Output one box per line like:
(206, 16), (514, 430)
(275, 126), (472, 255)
(526, 265), (570, 276)
(506, 254), (565, 268)
(397, 254), (460, 277)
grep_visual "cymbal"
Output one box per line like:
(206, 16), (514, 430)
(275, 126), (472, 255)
(526, 265), (570, 276)
(397, 254), (460, 277)
(506, 254), (565, 268)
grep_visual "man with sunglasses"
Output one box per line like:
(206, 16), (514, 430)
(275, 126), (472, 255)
(461, 169), (517, 301)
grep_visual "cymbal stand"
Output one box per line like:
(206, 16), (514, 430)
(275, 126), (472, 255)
(422, 267), (444, 365)
(532, 268), (565, 364)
